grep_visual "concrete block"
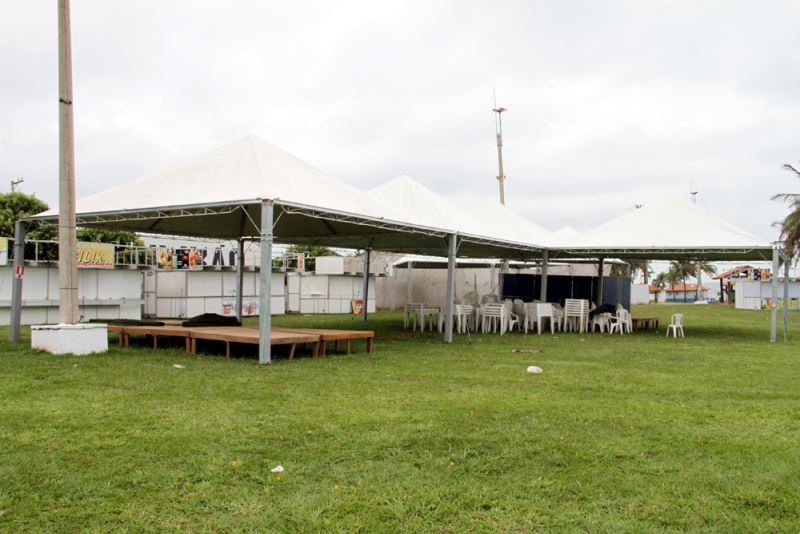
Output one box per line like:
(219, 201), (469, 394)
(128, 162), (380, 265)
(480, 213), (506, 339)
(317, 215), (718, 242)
(31, 323), (109, 355)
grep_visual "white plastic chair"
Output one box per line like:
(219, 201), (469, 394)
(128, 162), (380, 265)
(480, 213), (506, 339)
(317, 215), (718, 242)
(523, 302), (537, 333)
(609, 309), (631, 335)
(503, 301), (521, 332)
(666, 313), (684, 338)
(535, 303), (560, 334)
(482, 303), (506, 334)
(563, 299), (589, 333)
(404, 303), (424, 331)
(591, 312), (611, 333)
(513, 299), (526, 318)
(454, 304), (475, 333)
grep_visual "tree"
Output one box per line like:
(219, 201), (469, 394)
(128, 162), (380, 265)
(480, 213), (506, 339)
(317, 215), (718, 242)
(0, 191), (142, 261)
(0, 191), (51, 239)
(76, 228), (142, 245)
(628, 260), (652, 284)
(666, 262), (690, 302)
(653, 271), (669, 303)
(285, 244), (338, 271)
(773, 162), (800, 257)
(690, 261), (717, 301)
(670, 261), (697, 303)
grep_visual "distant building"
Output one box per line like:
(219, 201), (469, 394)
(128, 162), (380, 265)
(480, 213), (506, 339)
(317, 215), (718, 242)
(713, 265), (771, 304)
(663, 283), (710, 303)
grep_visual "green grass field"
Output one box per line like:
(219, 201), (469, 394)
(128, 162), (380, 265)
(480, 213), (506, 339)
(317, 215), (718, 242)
(1, 304), (799, 532)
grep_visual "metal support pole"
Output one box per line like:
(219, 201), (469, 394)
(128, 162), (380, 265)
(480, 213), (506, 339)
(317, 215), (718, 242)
(540, 250), (548, 301)
(596, 257), (605, 305)
(407, 261), (413, 305)
(784, 250), (790, 340)
(362, 249), (371, 321)
(259, 200), (273, 365)
(490, 263), (497, 298)
(770, 247), (779, 343)
(444, 233), (457, 343)
(235, 238), (244, 322)
(10, 220), (27, 342)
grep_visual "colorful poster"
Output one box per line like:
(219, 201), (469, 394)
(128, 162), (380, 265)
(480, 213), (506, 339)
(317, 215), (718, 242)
(221, 298), (259, 316)
(76, 242), (115, 269)
(157, 246), (204, 270)
(351, 299), (364, 315)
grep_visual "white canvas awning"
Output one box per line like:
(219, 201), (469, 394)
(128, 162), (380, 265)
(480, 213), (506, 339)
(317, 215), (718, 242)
(553, 197), (773, 261)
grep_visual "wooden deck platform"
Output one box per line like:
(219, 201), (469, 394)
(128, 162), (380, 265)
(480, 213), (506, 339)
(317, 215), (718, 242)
(273, 327), (374, 355)
(631, 317), (659, 331)
(107, 324), (374, 360)
(188, 327), (320, 359)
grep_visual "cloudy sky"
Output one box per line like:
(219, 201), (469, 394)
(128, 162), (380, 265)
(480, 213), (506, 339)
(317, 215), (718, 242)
(1, 0), (799, 242)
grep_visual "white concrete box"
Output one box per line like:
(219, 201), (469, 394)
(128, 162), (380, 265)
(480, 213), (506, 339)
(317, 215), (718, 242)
(31, 323), (109, 355)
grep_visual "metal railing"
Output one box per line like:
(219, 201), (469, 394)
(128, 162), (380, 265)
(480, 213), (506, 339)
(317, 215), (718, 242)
(7, 238), (156, 267)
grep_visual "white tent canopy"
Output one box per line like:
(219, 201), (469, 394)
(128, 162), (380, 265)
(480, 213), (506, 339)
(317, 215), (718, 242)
(553, 197), (773, 261)
(366, 175), (551, 259)
(32, 136), (542, 257)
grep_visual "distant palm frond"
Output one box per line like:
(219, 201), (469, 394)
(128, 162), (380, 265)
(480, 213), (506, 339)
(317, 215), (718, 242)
(782, 164), (800, 176)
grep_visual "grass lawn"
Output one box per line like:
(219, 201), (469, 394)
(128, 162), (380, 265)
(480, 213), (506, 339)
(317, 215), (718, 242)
(1, 304), (799, 532)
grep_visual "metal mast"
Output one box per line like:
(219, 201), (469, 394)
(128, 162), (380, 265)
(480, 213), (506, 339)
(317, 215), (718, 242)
(493, 104), (507, 205)
(58, 0), (79, 324)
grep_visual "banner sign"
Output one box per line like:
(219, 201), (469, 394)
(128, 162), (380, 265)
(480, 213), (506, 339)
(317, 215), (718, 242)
(76, 242), (115, 269)
(0, 237), (7, 266)
(157, 246), (204, 270)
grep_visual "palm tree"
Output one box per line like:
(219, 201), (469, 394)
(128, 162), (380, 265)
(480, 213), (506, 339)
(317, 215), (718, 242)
(665, 264), (683, 302)
(669, 261), (695, 302)
(628, 260), (652, 284)
(653, 271), (669, 303)
(773, 162), (800, 257)
(691, 261), (718, 301)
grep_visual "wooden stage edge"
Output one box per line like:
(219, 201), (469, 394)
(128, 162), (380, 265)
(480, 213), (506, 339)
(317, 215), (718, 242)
(107, 325), (375, 359)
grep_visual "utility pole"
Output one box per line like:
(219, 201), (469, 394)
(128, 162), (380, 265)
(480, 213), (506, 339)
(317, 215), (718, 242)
(58, 0), (79, 324)
(10, 178), (24, 192)
(492, 102), (507, 205)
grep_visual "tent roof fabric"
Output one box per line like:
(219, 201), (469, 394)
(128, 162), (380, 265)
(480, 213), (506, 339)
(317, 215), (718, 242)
(367, 175), (554, 250)
(29, 136), (774, 262)
(552, 198), (773, 261)
(30, 136), (545, 257)
(40, 135), (388, 220)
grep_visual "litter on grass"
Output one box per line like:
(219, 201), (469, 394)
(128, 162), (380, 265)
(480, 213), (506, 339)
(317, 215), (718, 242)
(527, 366), (544, 374)
(512, 349), (542, 353)
(173, 364), (185, 369)
(271, 465), (285, 473)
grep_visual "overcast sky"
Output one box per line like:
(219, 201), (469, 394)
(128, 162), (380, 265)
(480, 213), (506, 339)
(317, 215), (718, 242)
(1, 0), (799, 242)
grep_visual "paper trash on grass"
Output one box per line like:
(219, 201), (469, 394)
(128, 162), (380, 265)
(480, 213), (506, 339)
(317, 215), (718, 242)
(173, 364), (185, 369)
(527, 366), (543, 374)
(271, 465), (285, 473)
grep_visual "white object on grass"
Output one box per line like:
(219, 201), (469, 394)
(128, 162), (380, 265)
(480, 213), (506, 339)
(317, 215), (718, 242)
(271, 465), (285, 473)
(527, 365), (543, 374)
(173, 364), (185, 369)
